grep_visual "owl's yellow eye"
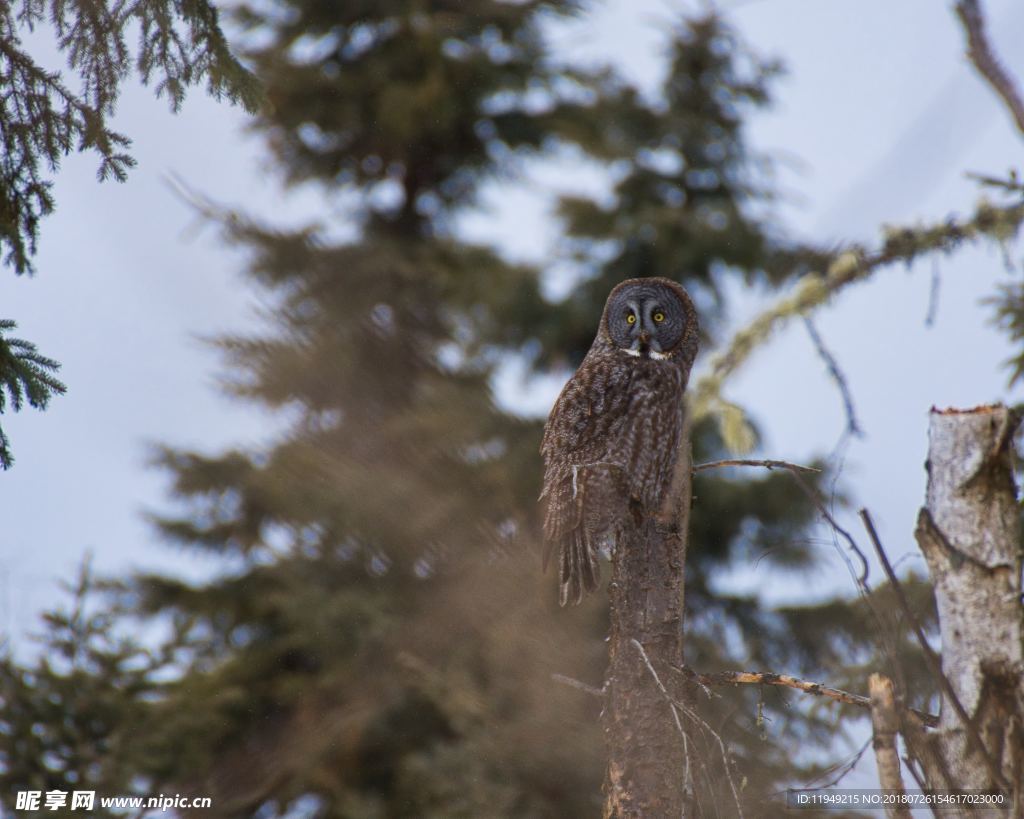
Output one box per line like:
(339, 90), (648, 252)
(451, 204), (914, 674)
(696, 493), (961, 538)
(653, 312), (665, 323)
(626, 314), (636, 324)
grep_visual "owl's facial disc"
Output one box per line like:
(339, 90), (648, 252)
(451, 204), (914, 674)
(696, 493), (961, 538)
(607, 285), (687, 359)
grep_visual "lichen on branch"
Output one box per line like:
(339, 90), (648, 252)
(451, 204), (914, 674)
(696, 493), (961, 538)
(692, 197), (1024, 452)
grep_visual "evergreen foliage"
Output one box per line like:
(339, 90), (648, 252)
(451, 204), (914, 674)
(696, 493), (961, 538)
(992, 278), (1024, 384)
(0, 319), (65, 468)
(0, 0), (262, 275)
(0, 0), (261, 466)
(977, 174), (1024, 385)
(0, 561), (178, 818)
(0, 2), (966, 816)
(96, 4), (926, 814)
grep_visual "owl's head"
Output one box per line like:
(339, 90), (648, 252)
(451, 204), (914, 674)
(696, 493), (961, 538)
(601, 277), (698, 364)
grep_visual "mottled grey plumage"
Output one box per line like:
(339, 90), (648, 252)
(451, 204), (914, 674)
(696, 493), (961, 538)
(540, 277), (699, 605)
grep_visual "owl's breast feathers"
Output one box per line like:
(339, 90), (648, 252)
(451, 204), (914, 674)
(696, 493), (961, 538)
(540, 345), (688, 605)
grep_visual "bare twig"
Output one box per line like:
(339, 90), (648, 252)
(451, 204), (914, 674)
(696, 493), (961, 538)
(681, 719), (693, 814)
(803, 317), (862, 438)
(804, 739), (871, 790)
(675, 702), (745, 817)
(900, 752), (942, 819)
(771, 473), (917, 719)
(925, 257), (942, 327)
(631, 639), (686, 740)
(695, 455), (875, 593)
(693, 458), (820, 474)
(792, 469), (870, 587)
(671, 664), (939, 728)
(868, 673), (912, 819)
(858, 508), (1011, 794)
(966, 169), (1024, 195)
(633, 639), (745, 819)
(551, 672), (604, 698)
(697, 456), (874, 601)
(956, 0), (1024, 138)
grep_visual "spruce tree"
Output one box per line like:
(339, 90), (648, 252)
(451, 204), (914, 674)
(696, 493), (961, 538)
(131, 4), (891, 813)
(1, 3), (945, 816)
(0, 562), (183, 818)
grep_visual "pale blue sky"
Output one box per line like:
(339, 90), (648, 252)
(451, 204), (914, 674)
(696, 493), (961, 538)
(1, 1), (1023, 788)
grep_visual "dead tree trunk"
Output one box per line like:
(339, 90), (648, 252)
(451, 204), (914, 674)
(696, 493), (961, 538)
(869, 673), (913, 819)
(911, 405), (1023, 801)
(602, 438), (691, 818)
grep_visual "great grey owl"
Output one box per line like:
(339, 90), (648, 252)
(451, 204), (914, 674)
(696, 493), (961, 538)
(540, 277), (699, 606)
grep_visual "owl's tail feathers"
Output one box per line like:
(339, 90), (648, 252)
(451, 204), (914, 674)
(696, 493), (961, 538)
(540, 478), (600, 605)
(558, 529), (600, 607)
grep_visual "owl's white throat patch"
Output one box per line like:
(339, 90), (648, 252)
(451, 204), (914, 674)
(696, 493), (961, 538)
(622, 347), (670, 360)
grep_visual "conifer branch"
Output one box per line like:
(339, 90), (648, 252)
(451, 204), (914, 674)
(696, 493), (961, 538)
(967, 170), (1024, 196)
(691, 198), (1024, 449)
(0, 0), (261, 275)
(0, 319), (66, 468)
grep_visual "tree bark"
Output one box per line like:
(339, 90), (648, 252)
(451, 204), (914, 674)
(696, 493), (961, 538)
(914, 405), (1023, 800)
(602, 434), (691, 818)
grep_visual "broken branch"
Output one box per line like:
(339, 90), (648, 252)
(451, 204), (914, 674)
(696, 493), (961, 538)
(671, 664), (939, 729)
(859, 508), (1011, 793)
(693, 458), (820, 474)
(869, 673), (912, 819)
